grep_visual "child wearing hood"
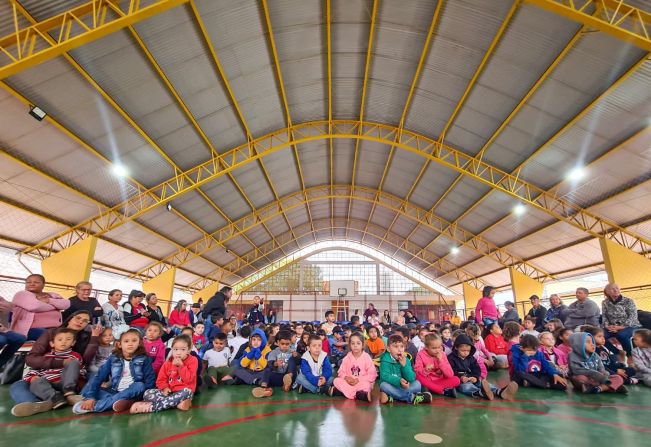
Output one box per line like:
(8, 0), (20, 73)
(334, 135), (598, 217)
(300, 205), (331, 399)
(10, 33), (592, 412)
(632, 329), (651, 387)
(582, 326), (637, 385)
(568, 332), (627, 394)
(233, 328), (271, 386)
(510, 334), (567, 391)
(448, 334), (517, 400)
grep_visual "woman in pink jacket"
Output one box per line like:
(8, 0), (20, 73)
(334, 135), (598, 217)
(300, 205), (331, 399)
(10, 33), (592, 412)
(0, 274), (70, 369)
(332, 333), (376, 401)
(415, 333), (460, 397)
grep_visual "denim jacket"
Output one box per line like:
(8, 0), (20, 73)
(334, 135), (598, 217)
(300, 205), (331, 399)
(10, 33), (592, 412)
(82, 354), (155, 399)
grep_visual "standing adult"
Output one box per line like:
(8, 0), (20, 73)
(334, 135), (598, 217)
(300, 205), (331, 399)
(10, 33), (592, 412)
(122, 290), (149, 332)
(0, 274), (71, 370)
(602, 283), (640, 356)
(526, 295), (547, 332)
(168, 300), (191, 331)
(475, 286), (500, 327)
(246, 296), (265, 326)
(202, 286), (232, 319)
(101, 289), (129, 339)
(381, 310), (392, 325)
(544, 294), (567, 324)
(363, 303), (379, 324)
(562, 287), (600, 330)
(61, 281), (103, 323)
(144, 293), (166, 325)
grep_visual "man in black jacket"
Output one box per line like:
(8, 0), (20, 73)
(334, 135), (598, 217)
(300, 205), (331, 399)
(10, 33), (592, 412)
(526, 295), (547, 332)
(202, 286), (232, 319)
(62, 281), (103, 322)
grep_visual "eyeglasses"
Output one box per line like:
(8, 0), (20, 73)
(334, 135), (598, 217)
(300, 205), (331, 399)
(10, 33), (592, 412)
(73, 316), (91, 324)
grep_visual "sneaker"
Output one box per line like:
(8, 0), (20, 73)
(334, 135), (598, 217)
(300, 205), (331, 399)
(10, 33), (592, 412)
(355, 390), (372, 402)
(52, 392), (67, 410)
(130, 402), (153, 414)
(66, 394), (83, 406)
(11, 401), (53, 417)
(72, 401), (92, 415)
(616, 385), (629, 395)
(421, 392), (433, 404)
(412, 393), (425, 406)
(112, 399), (135, 413)
(379, 392), (393, 404)
(498, 381), (518, 401)
(479, 381), (494, 400)
(177, 399), (193, 411)
(629, 377), (639, 385)
(591, 386), (603, 394)
(327, 386), (335, 397)
(443, 388), (457, 398)
(282, 373), (293, 392)
(252, 387), (273, 398)
(297, 385), (304, 394)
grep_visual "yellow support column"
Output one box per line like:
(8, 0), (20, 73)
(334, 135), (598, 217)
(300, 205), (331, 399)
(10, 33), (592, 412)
(462, 282), (483, 318)
(600, 237), (651, 309)
(143, 268), (176, 316)
(192, 282), (222, 305)
(509, 268), (544, 316)
(41, 236), (97, 291)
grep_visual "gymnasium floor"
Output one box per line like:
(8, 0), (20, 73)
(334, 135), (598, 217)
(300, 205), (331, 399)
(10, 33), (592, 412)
(1, 372), (649, 447)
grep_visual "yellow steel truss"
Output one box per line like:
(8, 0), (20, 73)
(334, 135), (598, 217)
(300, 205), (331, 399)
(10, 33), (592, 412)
(326, 0), (334, 238)
(22, 121), (651, 270)
(0, 0), (189, 80)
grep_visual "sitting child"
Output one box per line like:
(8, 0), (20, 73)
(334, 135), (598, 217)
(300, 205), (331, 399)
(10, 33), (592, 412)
(74, 329), (155, 414)
(411, 327), (428, 352)
(87, 327), (114, 383)
(583, 326), (637, 385)
(19, 328), (84, 411)
(396, 327), (418, 363)
(332, 332), (376, 401)
(296, 334), (333, 394)
(545, 318), (564, 334)
(555, 328), (573, 357)
(144, 322), (166, 374)
(317, 329), (330, 355)
(415, 333), (460, 398)
(483, 323), (509, 369)
(233, 328), (271, 386)
(521, 316), (539, 338)
(192, 322), (207, 353)
(379, 334), (432, 405)
(130, 335), (197, 413)
(568, 332), (627, 394)
(632, 328), (651, 387)
(441, 327), (453, 355)
(203, 333), (234, 388)
(252, 331), (296, 398)
(448, 334), (517, 401)
(466, 324), (494, 371)
(365, 326), (385, 359)
(329, 327), (348, 367)
(511, 334), (567, 391)
(538, 331), (568, 376)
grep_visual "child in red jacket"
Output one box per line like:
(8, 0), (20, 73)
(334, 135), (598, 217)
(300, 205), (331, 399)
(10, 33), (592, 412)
(130, 335), (197, 413)
(414, 333), (460, 397)
(484, 323), (509, 369)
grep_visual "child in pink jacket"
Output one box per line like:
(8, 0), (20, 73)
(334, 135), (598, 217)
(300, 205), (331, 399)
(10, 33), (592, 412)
(143, 322), (166, 374)
(332, 332), (376, 401)
(415, 333), (460, 397)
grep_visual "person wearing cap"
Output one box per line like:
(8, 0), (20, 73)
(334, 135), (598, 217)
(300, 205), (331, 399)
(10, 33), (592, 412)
(502, 301), (520, 324)
(189, 303), (204, 326)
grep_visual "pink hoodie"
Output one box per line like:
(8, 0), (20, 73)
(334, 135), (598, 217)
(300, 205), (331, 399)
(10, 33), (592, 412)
(10, 291), (70, 337)
(144, 338), (166, 374)
(475, 297), (500, 321)
(473, 340), (491, 379)
(539, 345), (568, 367)
(337, 351), (377, 385)
(414, 349), (455, 381)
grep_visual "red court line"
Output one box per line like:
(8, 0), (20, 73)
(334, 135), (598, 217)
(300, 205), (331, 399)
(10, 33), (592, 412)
(501, 398), (651, 411)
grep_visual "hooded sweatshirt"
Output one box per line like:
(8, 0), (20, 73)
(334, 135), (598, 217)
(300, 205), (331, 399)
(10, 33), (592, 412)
(379, 350), (416, 387)
(510, 343), (559, 377)
(447, 334), (482, 381)
(414, 349), (456, 381)
(338, 351), (377, 385)
(239, 328), (271, 372)
(568, 332), (609, 383)
(300, 350), (333, 386)
(144, 337), (166, 374)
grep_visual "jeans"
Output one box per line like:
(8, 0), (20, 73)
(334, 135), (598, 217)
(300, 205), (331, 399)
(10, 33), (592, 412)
(482, 318), (499, 327)
(605, 327), (637, 355)
(0, 328), (45, 368)
(10, 380), (39, 404)
(295, 373), (333, 394)
(379, 380), (422, 403)
(233, 366), (265, 385)
(457, 380), (498, 398)
(90, 382), (147, 412)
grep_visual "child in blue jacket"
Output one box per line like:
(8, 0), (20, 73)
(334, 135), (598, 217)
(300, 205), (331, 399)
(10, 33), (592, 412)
(295, 334), (333, 394)
(510, 334), (567, 391)
(74, 329), (155, 414)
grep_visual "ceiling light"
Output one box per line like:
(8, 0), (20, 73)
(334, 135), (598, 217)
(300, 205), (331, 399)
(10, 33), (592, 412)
(450, 246), (460, 255)
(513, 203), (526, 216)
(112, 164), (128, 177)
(28, 105), (46, 121)
(567, 166), (586, 181)
(166, 203), (172, 212)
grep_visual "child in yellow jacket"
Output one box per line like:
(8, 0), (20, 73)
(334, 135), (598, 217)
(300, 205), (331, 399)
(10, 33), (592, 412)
(233, 328), (272, 385)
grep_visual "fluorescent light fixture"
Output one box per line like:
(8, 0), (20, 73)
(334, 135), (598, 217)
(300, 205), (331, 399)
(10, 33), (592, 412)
(513, 203), (526, 216)
(450, 246), (460, 255)
(112, 164), (128, 177)
(166, 203), (172, 212)
(29, 105), (46, 121)
(567, 166), (586, 181)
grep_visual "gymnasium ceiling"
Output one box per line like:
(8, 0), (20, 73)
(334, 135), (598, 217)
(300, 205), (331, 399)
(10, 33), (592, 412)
(0, 0), (650, 296)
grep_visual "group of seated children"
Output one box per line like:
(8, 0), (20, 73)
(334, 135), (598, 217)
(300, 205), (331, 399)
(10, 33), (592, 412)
(11, 310), (651, 417)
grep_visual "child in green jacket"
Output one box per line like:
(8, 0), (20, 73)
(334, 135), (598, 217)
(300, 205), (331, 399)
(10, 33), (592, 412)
(379, 334), (432, 405)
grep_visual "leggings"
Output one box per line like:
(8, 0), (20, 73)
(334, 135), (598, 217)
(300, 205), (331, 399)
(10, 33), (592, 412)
(333, 377), (373, 399)
(143, 388), (193, 412)
(416, 373), (461, 395)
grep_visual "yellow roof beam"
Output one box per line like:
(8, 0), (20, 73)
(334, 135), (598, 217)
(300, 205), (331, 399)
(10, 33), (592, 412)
(326, 0), (334, 238)
(0, 0), (189, 80)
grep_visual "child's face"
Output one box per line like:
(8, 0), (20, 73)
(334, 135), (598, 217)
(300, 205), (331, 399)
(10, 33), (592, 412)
(271, 326), (280, 336)
(50, 332), (75, 352)
(182, 329), (193, 338)
(319, 333), (326, 340)
(491, 325), (502, 336)
(213, 339), (225, 351)
(221, 322), (232, 334)
(172, 341), (190, 361)
(344, 329), (352, 338)
(388, 341), (405, 358)
(290, 333), (297, 344)
(295, 325), (304, 336)
(215, 318), (225, 326)
(350, 336), (363, 354)
(561, 331), (573, 343)
(369, 329), (378, 340)
(425, 339), (443, 357)
(250, 336), (262, 348)
(195, 324), (205, 335)
(308, 339), (322, 356)
(456, 344), (471, 359)
(100, 329), (114, 346)
(145, 325), (161, 341)
(441, 329), (451, 340)
(278, 339), (291, 352)
(634, 335), (649, 349)
(301, 333), (310, 343)
(521, 346), (537, 357)
(593, 332), (605, 346)
(545, 322), (556, 332)
(334, 332), (343, 341)
(418, 330), (428, 341)
(119, 333), (141, 357)
(584, 336), (595, 354)
(327, 314), (335, 323)
(524, 320), (534, 330)
(540, 333), (554, 348)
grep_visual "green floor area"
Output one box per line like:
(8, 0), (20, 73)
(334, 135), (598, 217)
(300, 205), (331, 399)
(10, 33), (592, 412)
(1, 372), (649, 447)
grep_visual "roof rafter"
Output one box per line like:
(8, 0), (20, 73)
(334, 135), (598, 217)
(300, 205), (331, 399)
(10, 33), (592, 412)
(326, 0), (334, 239)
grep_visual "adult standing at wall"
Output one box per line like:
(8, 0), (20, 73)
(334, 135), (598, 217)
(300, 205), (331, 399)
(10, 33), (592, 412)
(562, 287), (600, 330)
(602, 283), (640, 356)
(61, 281), (103, 323)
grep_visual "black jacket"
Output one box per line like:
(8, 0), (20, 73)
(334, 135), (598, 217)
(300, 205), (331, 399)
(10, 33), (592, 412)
(202, 292), (227, 319)
(62, 296), (103, 322)
(527, 305), (547, 331)
(447, 334), (481, 381)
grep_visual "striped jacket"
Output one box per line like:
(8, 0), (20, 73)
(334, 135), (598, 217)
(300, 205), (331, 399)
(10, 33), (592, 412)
(23, 349), (84, 383)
